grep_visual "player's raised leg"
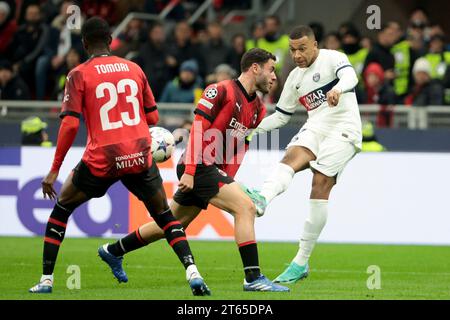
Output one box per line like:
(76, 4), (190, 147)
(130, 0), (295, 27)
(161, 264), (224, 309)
(275, 136), (357, 283)
(274, 171), (334, 283)
(246, 145), (315, 216)
(29, 172), (90, 293)
(209, 182), (289, 292)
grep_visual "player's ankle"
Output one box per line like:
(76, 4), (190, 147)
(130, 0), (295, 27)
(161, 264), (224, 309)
(40, 274), (54, 285)
(186, 264), (201, 281)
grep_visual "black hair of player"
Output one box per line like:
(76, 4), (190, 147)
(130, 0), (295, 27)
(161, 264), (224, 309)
(240, 48), (276, 73)
(289, 25), (316, 41)
(81, 17), (112, 52)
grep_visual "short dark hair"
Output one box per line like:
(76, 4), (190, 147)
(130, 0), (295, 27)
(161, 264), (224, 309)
(289, 25), (316, 40)
(81, 17), (111, 47)
(240, 48), (276, 72)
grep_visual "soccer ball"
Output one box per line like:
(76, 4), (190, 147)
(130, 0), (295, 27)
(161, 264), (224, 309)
(150, 126), (175, 163)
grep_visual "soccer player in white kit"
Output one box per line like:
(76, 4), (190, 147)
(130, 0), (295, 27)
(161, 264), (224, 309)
(245, 25), (362, 283)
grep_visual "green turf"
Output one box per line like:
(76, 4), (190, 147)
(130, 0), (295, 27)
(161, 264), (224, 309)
(1, 237), (449, 300)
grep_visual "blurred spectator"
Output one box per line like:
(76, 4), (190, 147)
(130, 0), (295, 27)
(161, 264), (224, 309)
(361, 36), (372, 51)
(159, 60), (203, 103)
(53, 48), (81, 100)
(362, 63), (396, 104)
(364, 24), (398, 83)
(82, 0), (118, 26)
(247, 15), (289, 73)
(0, 59), (31, 100)
(205, 63), (237, 85)
(361, 121), (386, 152)
(167, 20), (205, 77)
(135, 21), (177, 101)
(442, 66), (450, 104)
(428, 24), (446, 42)
(9, 4), (50, 95)
(111, 18), (146, 58)
(338, 21), (353, 39)
(362, 63), (396, 127)
(404, 58), (444, 106)
(323, 32), (341, 51)
(40, 0), (60, 24)
(191, 21), (208, 45)
(35, 0), (83, 99)
(21, 116), (52, 147)
(227, 33), (246, 74)
(389, 21), (415, 103)
(341, 25), (368, 81)
(408, 7), (431, 43)
(246, 19), (265, 50)
(424, 34), (450, 80)
(0, 1), (17, 59)
(308, 22), (324, 45)
(202, 21), (231, 76)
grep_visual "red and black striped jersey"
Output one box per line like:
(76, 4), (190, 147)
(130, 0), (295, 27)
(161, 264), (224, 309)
(60, 55), (157, 177)
(183, 79), (266, 178)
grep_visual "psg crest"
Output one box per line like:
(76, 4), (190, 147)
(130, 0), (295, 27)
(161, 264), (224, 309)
(313, 73), (320, 82)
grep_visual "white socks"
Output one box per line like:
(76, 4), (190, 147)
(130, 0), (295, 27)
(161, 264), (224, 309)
(186, 264), (201, 281)
(40, 274), (53, 285)
(293, 199), (328, 266)
(260, 163), (295, 203)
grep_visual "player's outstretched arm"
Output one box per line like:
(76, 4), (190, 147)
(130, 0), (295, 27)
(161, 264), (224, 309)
(42, 116), (80, 200)
(328, 55), (359, 107)
(247, 110), (291, 141)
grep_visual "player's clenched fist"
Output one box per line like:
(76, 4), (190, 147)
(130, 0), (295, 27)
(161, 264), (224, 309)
(326, 89), (341, 107)
(179, 173), (194, 193)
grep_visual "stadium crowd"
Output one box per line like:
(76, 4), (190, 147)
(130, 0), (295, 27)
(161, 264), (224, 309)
(1, 1), (450, 127)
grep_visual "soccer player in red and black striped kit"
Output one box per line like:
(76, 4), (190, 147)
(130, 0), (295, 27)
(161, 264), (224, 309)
(101, 48), (289, 292)
(29, 17), (210, 296)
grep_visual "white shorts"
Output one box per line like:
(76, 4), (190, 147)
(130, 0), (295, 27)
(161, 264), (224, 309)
(286, 128), (359, 179)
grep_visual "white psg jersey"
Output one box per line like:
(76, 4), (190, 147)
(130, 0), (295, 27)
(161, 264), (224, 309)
(277, 49), (362, 148)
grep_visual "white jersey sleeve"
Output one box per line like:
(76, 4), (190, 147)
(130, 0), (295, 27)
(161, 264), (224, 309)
(332, 51), (358, 93)
(275, 70), (298, 116)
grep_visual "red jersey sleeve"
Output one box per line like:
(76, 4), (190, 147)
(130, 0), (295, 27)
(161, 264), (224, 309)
(194, 84), (227, 123)
(60, 69), (83, 119)
(50, 116), (80, 172)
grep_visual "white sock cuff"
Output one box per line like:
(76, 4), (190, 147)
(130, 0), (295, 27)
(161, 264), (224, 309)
(40, 274), (53, 283)
(186, 264), (200, 281)
(310, 199), (329, 205)
(279, 162), (295, 176)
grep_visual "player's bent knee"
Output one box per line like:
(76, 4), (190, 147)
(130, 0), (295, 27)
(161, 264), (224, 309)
(232, 198), (256, 219)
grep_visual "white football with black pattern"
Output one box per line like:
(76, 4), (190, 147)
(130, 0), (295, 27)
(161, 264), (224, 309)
(150, 126), (175, 163)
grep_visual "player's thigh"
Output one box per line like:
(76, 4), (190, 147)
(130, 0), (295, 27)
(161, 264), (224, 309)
(121, 161), (169, 214)
(283, 129), (319, 172)
(281, 146), (316, 173)
(170, 200), (202, 228)
(209, 182), (255, 216)
(310, 137), (358, 182)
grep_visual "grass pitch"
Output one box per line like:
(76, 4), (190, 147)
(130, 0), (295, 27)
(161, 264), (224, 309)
(1, 237), (449, 300)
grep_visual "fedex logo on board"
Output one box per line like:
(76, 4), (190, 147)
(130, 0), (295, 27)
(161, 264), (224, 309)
(0, 147), (234, 238)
